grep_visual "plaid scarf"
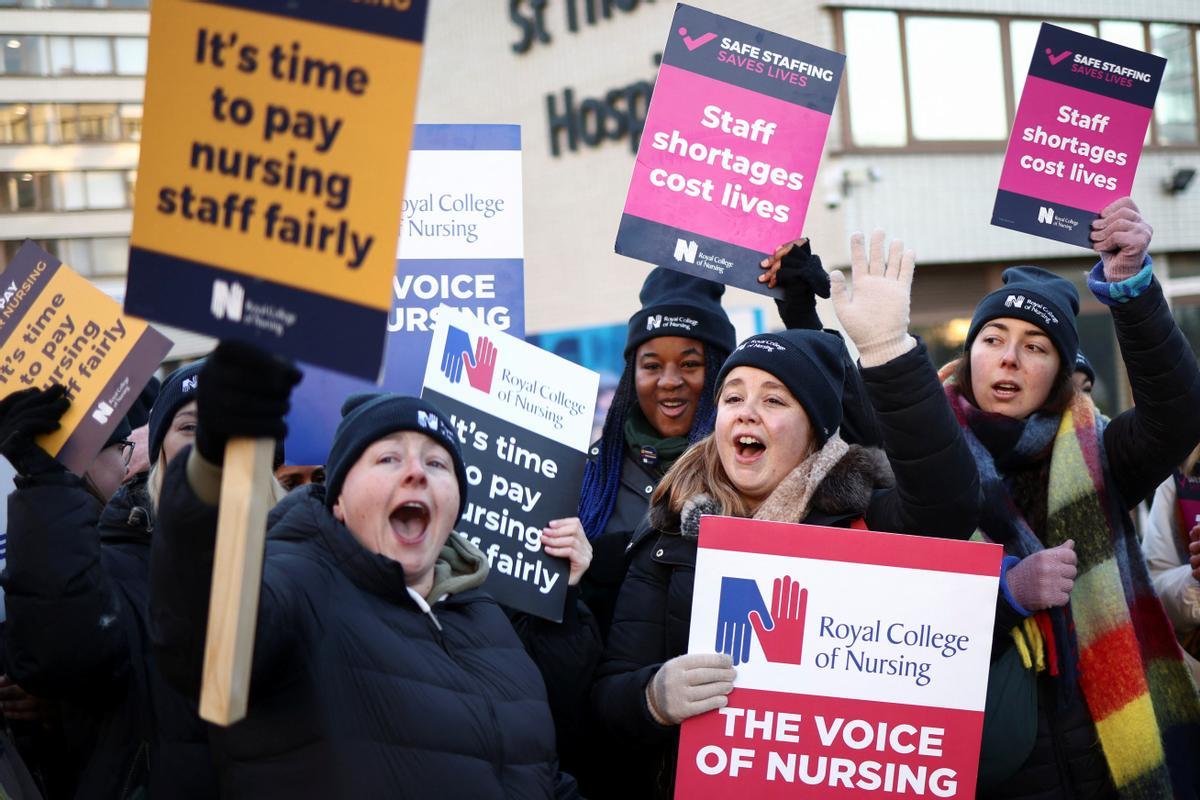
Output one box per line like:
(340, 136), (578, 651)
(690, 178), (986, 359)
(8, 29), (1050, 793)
(940, 364), (1200, 799)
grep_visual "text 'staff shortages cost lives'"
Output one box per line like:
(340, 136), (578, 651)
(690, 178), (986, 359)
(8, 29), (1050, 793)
(615, 4), (844, 296)
(677, 517), (1002, 799)
(422, 308), (598, 621)
(284, 124), (526, 466)
(125, 0), (428, 380)
(993, 24), (1164, 247)
(0, 241), (171, 474)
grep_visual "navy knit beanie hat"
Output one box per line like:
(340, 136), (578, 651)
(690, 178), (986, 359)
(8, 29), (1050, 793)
(1073, 351), (1095, 384)
(625, 268), (737, 358)
(715, 329), (846, 446)
(148, 361), (202, 465)
(324, 393), (469, 518)
(966, 267), (1080, 367)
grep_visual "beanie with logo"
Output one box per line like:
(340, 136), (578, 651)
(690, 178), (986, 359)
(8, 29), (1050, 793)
(148, 361), (202, 465)
(625, 267), (737, 359)
(965, 266), (1080, 368)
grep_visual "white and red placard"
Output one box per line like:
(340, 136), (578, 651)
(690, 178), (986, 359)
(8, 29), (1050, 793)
(678, 516), (1002, 799)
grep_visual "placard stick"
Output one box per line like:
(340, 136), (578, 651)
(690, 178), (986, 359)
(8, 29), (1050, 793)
(199, 437), (275, 725)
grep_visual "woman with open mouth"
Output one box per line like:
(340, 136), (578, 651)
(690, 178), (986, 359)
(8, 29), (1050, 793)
(948, 197), (1200, 800)
(593, 230), (981, 799)
(148, 342), (578, 798)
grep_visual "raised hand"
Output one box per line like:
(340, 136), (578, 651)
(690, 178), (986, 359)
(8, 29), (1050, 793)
(715, 577), (771, 666)
(1189, 525), (1199, 582)
(1091, 197), (1152, 282)
(0, 385), (70, 475)
(829, 230), (917, 368)
(749, 576), (808, 665)
(441, 326), (472, 384)
(464, 335), (497, 393)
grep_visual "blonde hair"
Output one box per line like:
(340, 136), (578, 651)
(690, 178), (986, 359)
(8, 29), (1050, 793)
(652, 433), (756, 519)
(146, 447), (287, 511)
(1183, 443), (1200, 478)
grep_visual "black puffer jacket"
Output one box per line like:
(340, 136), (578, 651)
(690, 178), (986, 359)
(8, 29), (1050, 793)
(150, 450), (574, 799)
(3, 471), (216, 799)
(592, 341), (980, 798)
(982, 277), (1200, 800)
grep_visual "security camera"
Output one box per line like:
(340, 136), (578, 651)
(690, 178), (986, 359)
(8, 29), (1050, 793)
(825, 192), (841, 210)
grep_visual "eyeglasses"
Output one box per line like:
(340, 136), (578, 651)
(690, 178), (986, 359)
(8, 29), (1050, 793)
(115, 439), (135, 467)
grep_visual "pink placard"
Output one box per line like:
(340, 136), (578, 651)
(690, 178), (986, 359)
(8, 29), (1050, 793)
(623, 64), (831, 255)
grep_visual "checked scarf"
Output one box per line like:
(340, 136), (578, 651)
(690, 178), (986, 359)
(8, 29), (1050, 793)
(940, 363), (1200, 799)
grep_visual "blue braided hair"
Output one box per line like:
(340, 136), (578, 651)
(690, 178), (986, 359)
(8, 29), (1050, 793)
(578, 345), (728, 539)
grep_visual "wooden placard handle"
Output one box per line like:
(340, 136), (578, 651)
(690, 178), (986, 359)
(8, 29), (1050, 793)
(199, 436), (275, 726)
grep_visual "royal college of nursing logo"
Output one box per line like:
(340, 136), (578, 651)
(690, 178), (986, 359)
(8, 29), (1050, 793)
(716, 575), (808, 666)
(439, 325), (497, 394)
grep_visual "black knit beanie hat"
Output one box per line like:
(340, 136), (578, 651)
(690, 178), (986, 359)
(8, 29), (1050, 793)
(966, 266), (1080, 367)
(148, 361), (202, 465)
(125, 375), (160, 431)
(102, 415), (133, 450)
(625, 268), (737, 359)
(1073, 351), (1095, 383)
(715, 329), (846, 446)
(324, 393), (469, 518)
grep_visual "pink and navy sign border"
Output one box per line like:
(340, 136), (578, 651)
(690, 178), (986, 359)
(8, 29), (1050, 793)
(616, 4), (843, 296)
(993, 24), (1164, 248)
(678, 517), (1002, 799)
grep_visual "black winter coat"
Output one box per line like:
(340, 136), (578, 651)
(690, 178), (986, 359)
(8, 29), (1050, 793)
(150, 450), (572, 799)
(592, 340), (981, 798)
(3, 471), (216, 799)
(982, 277), (1200, 800)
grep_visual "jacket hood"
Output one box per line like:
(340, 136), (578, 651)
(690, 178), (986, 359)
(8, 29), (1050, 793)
(99, 471), (154, 543)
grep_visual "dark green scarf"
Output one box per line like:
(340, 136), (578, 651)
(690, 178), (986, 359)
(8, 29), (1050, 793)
(624, 405), (690, 478)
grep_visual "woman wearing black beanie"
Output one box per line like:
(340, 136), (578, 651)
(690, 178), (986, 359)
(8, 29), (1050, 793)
(593, 231), (980, 799)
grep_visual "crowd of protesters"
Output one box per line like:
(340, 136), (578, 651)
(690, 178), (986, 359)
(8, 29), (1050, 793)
(0, 197), (1196, 799)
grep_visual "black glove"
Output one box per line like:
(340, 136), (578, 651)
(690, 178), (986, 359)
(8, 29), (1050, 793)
(0, 385), (70, 476)
(194, 341), (302, 466)
(774, 240), (831, 331)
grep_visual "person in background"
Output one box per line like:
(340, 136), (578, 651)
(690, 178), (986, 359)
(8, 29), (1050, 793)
(274, 464), (325, 492)
(1143, 443), (1200, 682)
(0, 371), (216, 799)
(949, 198), (1200, 799)
(1072, 351), (1096, 395)
(593, 231), (980, 799)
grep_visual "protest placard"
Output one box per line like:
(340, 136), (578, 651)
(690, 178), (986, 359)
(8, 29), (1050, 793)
(422, 307), (597, 621)
(677, 516), (1001, 799)
(0, 241), (171, 474)
(615, 4), (844, 296)
(125, 0), (428, 380)
(286, 124), (525, 466)
(993, 24), (1164, 247)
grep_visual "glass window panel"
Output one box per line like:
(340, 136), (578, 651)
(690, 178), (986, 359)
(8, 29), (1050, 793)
(1100, 22), (1151, 145)
(83, 171), (126, 208)
(1011, 20), (1097, 106)
(76, 103), (117, 141)
(114, 37), (146, 75)
(0, 105), (31, 144)
(119, 104), (142, 141)
(54, 172), (86, 210)
(906, 17), (1007, 140)
(0, 175), (20, 212)
(71, 37), (113, 74)
(1151, 24), (1197, 144)
(843, 10), (906, 147)
(29, 104), (55, 144)
(89, 237), (128, 276)
(59, 239), (92, 274)
(47, 37), (72, 74)
(1, 36), (47, 75)
(56, 103), (81, 143)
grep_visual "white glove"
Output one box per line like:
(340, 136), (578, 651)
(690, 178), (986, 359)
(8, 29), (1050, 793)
(645, 653), (735, 726)
(830, 230), (917, 368)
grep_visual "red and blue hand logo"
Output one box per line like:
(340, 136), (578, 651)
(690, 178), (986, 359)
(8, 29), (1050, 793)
(716, 576), (808, 666)
(441, 326), (497, 394)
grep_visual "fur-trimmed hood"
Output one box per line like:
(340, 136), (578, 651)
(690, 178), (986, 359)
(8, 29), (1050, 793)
(650, 443), (894, 538)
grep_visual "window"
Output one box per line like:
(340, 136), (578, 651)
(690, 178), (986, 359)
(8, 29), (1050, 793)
(906, 17), (1007, 141)
(0, 103), (143, 144)
(0, 170), (134, 211)
(0, 35), (146, 76)
(837, 12), (1200, 150)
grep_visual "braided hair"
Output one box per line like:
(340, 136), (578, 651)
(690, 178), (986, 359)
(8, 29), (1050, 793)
(578, 345), (728, 539)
